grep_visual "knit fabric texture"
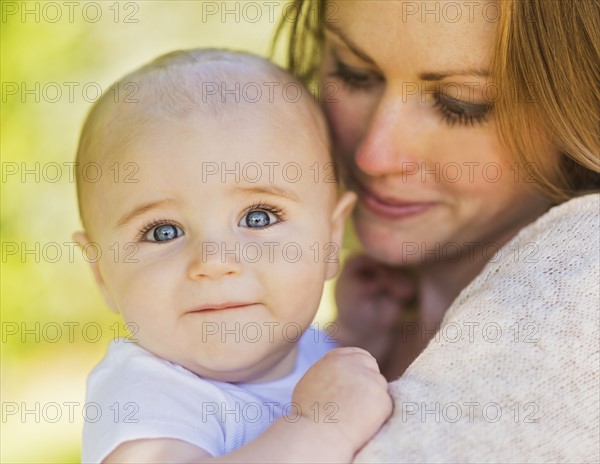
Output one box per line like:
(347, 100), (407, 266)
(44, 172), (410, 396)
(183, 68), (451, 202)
(355, 193), (600, 463)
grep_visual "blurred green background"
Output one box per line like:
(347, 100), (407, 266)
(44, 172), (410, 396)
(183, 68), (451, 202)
(1, 1), (344, 461)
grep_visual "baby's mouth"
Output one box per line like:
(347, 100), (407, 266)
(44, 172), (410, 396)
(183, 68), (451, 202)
(186, 302), (258, 314)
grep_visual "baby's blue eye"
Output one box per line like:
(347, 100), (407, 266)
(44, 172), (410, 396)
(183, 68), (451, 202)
(240, 210), (278, 228)
(145, 224), (184, 242)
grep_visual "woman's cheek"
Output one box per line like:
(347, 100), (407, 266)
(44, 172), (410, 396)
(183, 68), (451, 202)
(431, 128), (511, 195)
(323, 90), (375, 156)
(324, 100), (355, 156)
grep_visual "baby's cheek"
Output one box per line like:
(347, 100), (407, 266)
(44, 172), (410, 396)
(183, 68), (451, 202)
(111, 264), (169, 318)
(270, 235), (327, 286)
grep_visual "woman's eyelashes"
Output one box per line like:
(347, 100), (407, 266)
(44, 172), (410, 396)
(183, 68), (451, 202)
(433, 92), (492, 127)
(329, 55), (492, 128)
(329, 57), (384, 91)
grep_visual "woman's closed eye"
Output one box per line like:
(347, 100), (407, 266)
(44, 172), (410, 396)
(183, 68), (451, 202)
(329, 57), (384, 92)
(433, 92), (492, 127)
(330, 57), (491, 127)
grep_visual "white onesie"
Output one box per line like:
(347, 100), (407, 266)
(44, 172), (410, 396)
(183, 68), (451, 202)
(82, 327), (336, 463)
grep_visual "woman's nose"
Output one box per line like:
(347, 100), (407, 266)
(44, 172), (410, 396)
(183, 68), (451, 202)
(355, 93), (422, 177)
(187, 240), (243, 281)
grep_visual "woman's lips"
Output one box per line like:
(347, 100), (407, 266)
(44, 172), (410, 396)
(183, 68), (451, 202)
(359, 186), (436, 220)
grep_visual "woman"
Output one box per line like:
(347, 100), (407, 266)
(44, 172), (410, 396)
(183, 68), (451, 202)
(277, 0), (599, 461)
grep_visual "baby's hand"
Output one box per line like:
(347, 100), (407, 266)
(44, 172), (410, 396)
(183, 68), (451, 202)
(292, 347), (393, 455)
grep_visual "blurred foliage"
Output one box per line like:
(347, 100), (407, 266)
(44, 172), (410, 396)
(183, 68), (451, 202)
(0, 1), (319, 461)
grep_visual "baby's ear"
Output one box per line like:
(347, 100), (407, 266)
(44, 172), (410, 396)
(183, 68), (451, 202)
(72, 231), (119, 313)
(325, 191), (357, 280)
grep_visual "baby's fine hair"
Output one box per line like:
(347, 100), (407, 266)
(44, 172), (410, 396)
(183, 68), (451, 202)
(74, 48), (324, 229)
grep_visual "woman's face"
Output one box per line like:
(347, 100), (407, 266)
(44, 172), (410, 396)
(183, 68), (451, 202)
(321, 1), (554, 265)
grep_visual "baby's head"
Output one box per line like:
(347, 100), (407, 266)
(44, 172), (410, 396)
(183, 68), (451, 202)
(74, 49), (355, 382)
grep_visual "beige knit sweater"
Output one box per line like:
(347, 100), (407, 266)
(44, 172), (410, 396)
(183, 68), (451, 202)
(355, 193), (600, 463)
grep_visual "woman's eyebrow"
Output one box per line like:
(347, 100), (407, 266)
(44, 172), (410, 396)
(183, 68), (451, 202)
(324, 23), (376, 65)
(325, 23), (489, 80)
(419, 70), (490, 80)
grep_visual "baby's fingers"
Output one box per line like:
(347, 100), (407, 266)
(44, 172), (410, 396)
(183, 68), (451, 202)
(326, 347), (380, 368)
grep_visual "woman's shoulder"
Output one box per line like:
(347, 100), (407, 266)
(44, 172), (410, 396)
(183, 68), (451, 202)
(518, 192), (599, 239)
(355, 194), (600, 463)
(435, 191), (599, 368)
(429, 193), (600, 390)
(456, 193), (599, 309)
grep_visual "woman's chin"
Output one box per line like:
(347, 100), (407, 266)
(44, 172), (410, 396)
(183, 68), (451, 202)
(355, 223), (425, 267)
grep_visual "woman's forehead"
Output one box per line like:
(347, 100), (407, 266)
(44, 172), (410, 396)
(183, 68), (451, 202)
(328, 1), (497, 74)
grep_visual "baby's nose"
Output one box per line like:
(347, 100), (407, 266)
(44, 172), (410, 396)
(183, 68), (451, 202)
(187, 241), (242, 281)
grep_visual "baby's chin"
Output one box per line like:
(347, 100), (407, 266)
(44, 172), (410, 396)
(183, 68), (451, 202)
(150, 339), (298, 383)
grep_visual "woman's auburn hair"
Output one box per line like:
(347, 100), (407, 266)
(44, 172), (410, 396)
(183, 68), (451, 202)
(274, 0), (599, 202)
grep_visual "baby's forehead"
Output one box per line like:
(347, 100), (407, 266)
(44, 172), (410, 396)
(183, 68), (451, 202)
(80, 99), (333, 209)
(77, 51), (333, 228)
(120, 82), (330, 162)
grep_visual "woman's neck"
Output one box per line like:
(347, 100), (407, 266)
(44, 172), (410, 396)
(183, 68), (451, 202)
(417, 201), (553, 330)
(418, 243), (490, 330)
(383, 198), (554, 381)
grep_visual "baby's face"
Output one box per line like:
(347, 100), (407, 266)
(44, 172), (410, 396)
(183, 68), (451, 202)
(77, 105), (354, 382)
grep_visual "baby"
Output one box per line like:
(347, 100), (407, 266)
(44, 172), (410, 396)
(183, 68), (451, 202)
(74, 49), (392, 463)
